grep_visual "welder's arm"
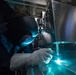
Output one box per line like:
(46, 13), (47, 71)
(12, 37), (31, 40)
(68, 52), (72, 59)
(10, 48), (53, 71)
(10, 53), (32, 71)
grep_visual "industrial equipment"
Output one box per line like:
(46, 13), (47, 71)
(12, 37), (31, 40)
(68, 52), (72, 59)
(35, 1), (76, 75)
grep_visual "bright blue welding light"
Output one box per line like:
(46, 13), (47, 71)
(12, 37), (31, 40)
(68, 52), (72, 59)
(21, 32), (38, 46)
(61, 41), (65, 44)
(32, 31), (38, 37)
(21, 37), (35, 46)
(54, 58), (71, 66)
(55, 58), (62, 65)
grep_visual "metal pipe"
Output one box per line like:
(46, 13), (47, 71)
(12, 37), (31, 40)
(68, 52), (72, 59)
(5, 0), (47, 9)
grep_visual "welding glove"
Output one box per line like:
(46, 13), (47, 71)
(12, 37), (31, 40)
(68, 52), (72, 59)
(28, 48), (53, 65)
(10, 48), (53, 71)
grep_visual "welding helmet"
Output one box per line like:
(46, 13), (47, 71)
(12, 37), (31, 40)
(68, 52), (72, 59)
(6, 15), (38, 46)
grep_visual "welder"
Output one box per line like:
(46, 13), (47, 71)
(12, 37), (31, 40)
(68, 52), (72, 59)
(8, 14), (53, 75)
(0, 1), (53, 75)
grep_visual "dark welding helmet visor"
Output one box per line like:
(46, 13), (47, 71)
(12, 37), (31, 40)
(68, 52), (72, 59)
(6, 15), (38, 45)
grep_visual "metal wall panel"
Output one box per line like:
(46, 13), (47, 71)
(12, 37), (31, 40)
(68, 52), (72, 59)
(52, 1), (76, 42)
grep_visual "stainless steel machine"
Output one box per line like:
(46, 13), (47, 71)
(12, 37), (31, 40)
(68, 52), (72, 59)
(44, 1), (76, 75)
(27, 1), (76, 75)
(52, 1), (76, 42)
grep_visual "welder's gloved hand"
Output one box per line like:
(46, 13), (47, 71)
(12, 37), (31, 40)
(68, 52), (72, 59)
(28, 48), (53, 65)
(10, 48), (53, 71)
